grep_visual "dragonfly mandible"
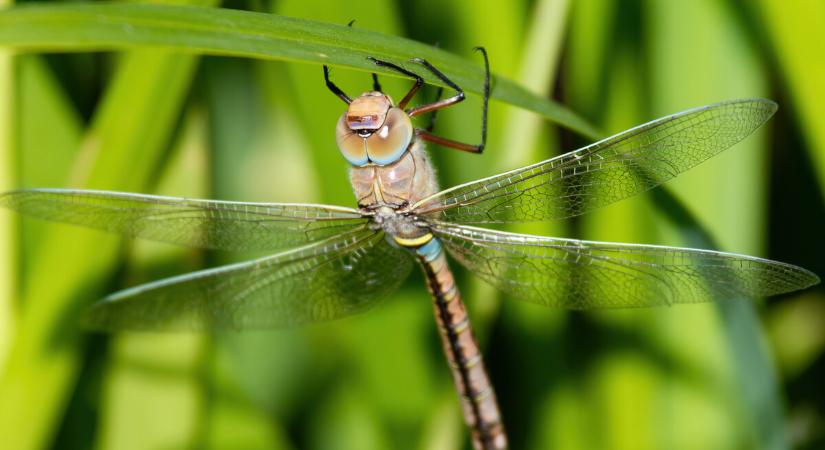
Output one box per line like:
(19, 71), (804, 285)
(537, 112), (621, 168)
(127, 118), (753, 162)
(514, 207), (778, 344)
(0, 48), (819, 450)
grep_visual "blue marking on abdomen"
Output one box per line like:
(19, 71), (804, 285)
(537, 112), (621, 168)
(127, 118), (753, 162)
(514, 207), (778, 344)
(416, 237), (442, 262)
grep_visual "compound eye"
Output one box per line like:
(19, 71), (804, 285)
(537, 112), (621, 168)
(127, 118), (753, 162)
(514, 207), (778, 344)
(336, 112), (368, 166)
(365, 108), (413, 165)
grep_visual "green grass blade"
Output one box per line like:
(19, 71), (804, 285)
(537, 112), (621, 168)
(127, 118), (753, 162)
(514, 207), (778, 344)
(0, 0), (14, 375)
(17, 56), (83, 188)
(754, 1), (825, 198)
(95, 109), (210, 450)
(647, 1), (787, 448)
(497, 0), (568, 169)
(203, 57), (301, 449)
(17, 56), (84, 277)
(652, 189), (790, 450)
(0, 46), (206, 450)
(562, 4), (666, 449)
(492, 2), (572, 448)
(0, 2), (600, 139)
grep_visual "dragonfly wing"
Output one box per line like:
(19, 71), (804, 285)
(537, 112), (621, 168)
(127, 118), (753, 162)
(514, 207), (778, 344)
(85, 227), (414, 331)
(433, 223), (819, 309)
(415, 99), (776, 224)
(0, 188), (368, 251)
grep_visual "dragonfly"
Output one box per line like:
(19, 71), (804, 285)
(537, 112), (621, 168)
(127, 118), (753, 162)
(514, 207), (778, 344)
(0, 48), (819, 450)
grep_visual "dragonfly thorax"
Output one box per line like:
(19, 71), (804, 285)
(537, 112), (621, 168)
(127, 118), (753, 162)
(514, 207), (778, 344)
(336, 92), (413, 166)
(371, 205), (433, 247)
(350, 139), (440, 211)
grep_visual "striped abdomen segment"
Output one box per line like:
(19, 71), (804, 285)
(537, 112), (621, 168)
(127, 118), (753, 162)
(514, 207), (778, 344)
(415, 238), (507, 450)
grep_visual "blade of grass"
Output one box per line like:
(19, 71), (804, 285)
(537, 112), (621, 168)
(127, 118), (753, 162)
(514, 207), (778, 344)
(497, 0), (568, 169)
(17, 56), (83, 186)
(204, 374), (291, 450)
(0, 41), (207, 450)
(653, 188), (790, 450)
(564, 4), (659, 446)
(491, 0), (569, 326)
(564, 0), (616, 120)
(754, 1), (825, 198)
(0, 0), (13, 375)
(417, 394), (462, 450)
(647, 1), (786, 448)
(17, 55), (84, 277)
(486, 2), (572, 447)
(309, 384), (390, 450)
(5, 58), (86, 444)
(587, 51), (665, 450)
(562, 1), (789, 449)
(0, 2), (600, 139)
(95, 108), (209, 450)
(202, 57), (302, 449)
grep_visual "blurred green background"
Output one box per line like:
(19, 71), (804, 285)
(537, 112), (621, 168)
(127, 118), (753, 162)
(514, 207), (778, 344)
(1, 0), (824, 449)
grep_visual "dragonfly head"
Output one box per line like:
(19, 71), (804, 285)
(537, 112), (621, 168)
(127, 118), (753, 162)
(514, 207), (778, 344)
(336, 92), (413, 166)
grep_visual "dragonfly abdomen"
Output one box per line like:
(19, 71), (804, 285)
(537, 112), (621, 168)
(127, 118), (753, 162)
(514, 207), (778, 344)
(416, 238), (507, 450)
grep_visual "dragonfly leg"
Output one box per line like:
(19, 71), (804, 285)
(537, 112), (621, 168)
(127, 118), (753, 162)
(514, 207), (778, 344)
(407, 47), (490, 154)
(323, 65), (352, 104)
(416, 129), (484, 154)
(426, 86), (445, 132)
(372, 73), (382, 92)
(367, 57), (423, 109)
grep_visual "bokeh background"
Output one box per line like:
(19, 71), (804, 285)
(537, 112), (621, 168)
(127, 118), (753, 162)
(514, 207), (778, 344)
(0, 0), (824, 449)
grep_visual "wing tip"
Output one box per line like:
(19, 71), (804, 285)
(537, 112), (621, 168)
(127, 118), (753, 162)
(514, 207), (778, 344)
(0, 188), (74, 210)
(0, 190), (23, 209)
(0, 192), (11, 209)
(771, 262), (820, 296)
(80, 305), (110, 333)
(798, 267), (821, 289)
(723, 97), (778, 123)
(708, 97), (777, 117)
(82, 294), (209, 333)
(745, 97), (778, 117)
(0, 189), (47, 211)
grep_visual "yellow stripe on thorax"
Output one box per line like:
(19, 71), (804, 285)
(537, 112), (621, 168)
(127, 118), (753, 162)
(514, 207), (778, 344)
(393, 233), (433, 248)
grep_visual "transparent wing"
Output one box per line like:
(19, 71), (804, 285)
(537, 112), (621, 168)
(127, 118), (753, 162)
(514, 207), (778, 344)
(414, 99), (777, 223)
(84, 227), (414, 331)
(433, 223), (819, 309)
(0, 188), (368, 251)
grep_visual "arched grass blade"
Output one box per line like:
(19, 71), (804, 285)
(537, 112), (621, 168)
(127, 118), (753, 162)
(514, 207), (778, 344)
(0, 2), (600, 139)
